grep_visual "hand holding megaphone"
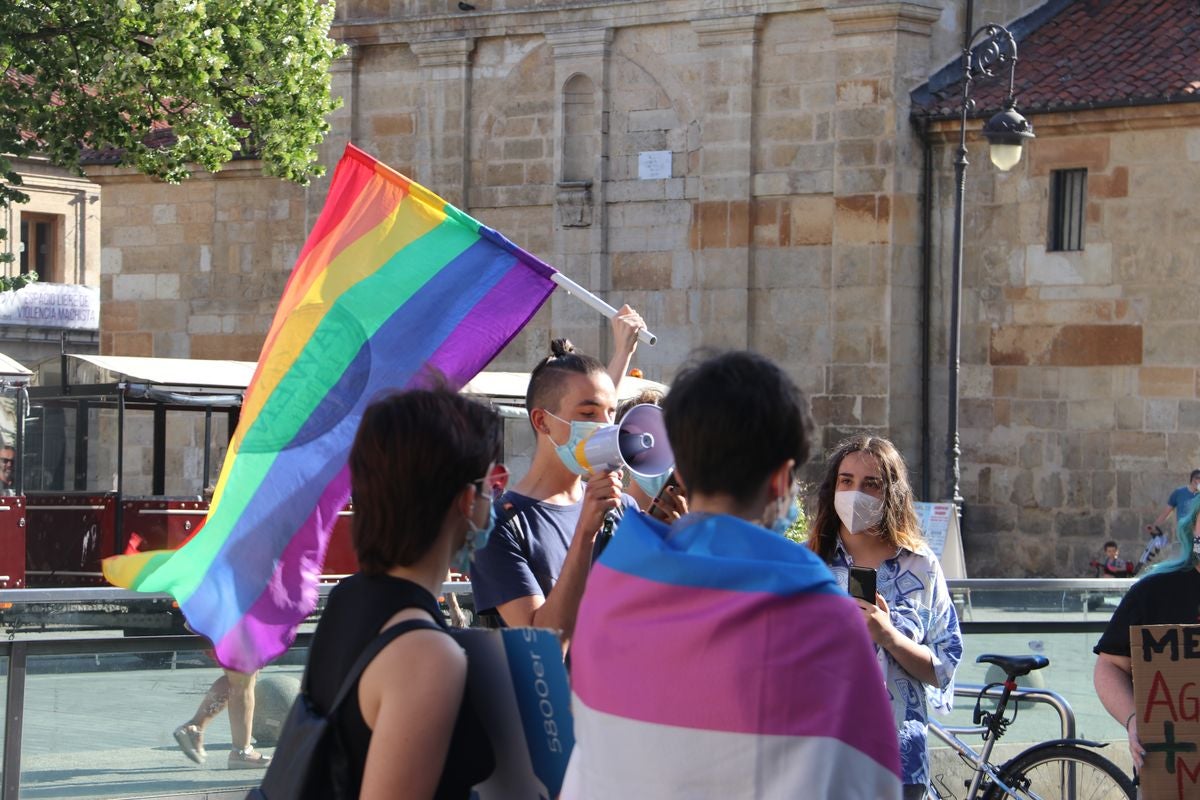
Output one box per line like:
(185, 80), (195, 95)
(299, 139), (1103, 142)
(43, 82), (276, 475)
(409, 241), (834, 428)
(572, 404), (674, 479)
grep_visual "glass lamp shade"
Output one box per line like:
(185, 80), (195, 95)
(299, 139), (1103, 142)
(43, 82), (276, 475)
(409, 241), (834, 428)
(988, 143), (1024, 171)
(982, 101), (1034, 172)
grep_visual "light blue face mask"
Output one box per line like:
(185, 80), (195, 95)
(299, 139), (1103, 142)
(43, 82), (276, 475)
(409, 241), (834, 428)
(633, 470), (671, 499)
(455, 499), (496, 575)
(770, 492), (801, 535)
(544, 410), (610, 476)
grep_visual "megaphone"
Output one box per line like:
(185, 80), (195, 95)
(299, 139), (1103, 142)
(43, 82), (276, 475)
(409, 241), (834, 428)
(574, 404), (674, 478)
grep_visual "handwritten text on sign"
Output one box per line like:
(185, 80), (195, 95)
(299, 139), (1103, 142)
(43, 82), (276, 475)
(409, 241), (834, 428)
(1132, 625), (1200, 800)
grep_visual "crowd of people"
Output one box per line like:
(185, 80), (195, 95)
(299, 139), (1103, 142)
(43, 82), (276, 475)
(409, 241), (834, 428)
(241, 305), (1198, 798)
(256, 307), (959, 799)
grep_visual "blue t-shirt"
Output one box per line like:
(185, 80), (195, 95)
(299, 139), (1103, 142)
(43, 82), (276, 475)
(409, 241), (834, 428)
(1168, 485), (1200, 520)
(470, 489), (636, 614)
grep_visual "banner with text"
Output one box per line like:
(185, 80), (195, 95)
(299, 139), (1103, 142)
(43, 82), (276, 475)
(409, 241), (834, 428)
(452, 627), (575, 799)
(0, 283), (99, 329)
(1131, 624), (1200, 800)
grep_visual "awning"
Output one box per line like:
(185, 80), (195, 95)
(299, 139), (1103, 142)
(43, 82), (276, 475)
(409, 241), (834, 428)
(0, 352), (32, 380)
(69, 355), (256, 389)
(67, 356), (667, 402)
(460, 370), (667, 403)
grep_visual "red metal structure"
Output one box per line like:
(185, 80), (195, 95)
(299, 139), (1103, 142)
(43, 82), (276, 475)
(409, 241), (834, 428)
(18, 355), (357, 588)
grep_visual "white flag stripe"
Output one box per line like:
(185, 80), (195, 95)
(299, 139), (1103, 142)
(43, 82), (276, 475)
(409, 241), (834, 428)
(562, 694), (902, 800)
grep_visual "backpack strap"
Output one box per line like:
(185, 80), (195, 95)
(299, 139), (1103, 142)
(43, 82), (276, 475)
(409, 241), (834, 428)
(321, 619), (446, 714)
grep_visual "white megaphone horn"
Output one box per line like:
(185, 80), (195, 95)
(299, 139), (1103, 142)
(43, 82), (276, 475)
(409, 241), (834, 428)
(574, 404), (674, 478)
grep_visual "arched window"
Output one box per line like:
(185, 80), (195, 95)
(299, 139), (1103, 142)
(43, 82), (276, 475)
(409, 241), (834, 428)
(561, 74), (596, 184)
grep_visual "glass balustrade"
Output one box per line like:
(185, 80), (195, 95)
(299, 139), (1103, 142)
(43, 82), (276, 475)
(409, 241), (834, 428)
(0, 579), (1137, 799)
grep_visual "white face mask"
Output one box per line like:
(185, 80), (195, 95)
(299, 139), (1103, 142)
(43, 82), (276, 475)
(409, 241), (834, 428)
(834, 490), (884, 535)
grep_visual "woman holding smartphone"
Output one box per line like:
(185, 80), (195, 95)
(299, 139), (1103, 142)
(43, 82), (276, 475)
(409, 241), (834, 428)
(808, 435), (962, 800)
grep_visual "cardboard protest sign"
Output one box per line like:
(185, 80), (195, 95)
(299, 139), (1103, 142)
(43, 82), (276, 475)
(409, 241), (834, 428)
(451, 627), (575, 799)
(1131, 624), (1200, 800)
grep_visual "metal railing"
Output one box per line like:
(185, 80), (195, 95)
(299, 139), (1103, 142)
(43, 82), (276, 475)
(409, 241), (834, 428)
(946, 682), (1076, 740)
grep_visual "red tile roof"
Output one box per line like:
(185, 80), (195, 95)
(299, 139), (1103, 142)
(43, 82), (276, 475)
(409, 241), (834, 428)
(913, 0), (1200, 117)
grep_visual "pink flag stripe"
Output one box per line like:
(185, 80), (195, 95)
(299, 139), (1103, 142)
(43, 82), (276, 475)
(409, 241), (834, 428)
(572, 561), (901, 774)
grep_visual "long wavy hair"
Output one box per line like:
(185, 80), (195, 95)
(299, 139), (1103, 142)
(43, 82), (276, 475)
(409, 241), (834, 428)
(808, 435), (925, 563)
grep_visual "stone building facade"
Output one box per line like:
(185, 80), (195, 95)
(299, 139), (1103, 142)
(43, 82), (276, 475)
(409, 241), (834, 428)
(917, 0), (1200, 574)
(84, 0), (1197, 575)
(0, 158), (101, 367)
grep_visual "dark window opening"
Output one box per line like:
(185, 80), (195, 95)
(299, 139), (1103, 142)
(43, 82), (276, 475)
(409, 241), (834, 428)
(1049, 168), (1086, 252)
(19, 212), (60, 282)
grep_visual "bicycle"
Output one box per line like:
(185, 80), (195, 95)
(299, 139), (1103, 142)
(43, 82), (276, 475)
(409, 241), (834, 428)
(927, 653), (1135, 799)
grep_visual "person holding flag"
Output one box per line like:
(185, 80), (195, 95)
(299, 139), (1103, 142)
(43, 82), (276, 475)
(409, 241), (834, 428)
(563, 350), (901, 799)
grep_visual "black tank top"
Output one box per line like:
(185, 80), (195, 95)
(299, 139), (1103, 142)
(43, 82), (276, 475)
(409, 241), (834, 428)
(305, 573), (495, 798)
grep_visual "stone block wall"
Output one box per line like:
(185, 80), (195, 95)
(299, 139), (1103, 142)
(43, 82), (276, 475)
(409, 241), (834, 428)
(92, 161), (307, 360)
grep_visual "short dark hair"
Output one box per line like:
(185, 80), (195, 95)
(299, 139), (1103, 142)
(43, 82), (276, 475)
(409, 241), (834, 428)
(663, 350), (810, 505)
(349, 388), (501, 575)
(1104, 540), (1118, 550)
(1190, 469), (1200, 482)
(525, 338), (607, 421)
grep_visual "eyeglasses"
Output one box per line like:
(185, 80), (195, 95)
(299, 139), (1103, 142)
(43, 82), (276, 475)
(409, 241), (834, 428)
(473, 463), (510, 499)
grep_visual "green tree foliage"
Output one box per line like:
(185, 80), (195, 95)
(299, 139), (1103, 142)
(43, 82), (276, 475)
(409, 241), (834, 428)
(0, 0), (345, 266)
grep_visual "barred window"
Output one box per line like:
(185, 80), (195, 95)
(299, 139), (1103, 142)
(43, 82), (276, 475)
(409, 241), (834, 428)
(1048, 168), (1086, 252)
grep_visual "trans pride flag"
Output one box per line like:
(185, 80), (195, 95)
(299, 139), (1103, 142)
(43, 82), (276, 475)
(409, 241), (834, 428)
(103, 144), (556, 671)
(563, 512), (902, 799)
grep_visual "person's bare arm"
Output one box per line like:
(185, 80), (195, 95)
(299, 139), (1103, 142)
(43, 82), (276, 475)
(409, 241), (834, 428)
(359, 631), (466, 800)
(495, 471), (623, 645)
(1149, 504), (1174, 531)
(1094, 652), (1144, 769)
(606, 304), (645, 391)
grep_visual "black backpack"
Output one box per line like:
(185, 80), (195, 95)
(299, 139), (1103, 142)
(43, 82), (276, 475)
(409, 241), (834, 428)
(247, 619), (443, 800)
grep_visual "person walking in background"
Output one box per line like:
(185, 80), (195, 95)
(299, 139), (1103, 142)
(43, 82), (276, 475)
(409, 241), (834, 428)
(174, 483), (268, 769)
(565, 351), (901, 799)
(808, 435), (962, 800)
(173, 669), (268, 769)
(1146, 468), (1200, 539)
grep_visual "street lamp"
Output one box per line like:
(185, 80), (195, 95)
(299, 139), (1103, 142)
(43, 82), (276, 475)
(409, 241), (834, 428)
(946, 24), (1034, 509)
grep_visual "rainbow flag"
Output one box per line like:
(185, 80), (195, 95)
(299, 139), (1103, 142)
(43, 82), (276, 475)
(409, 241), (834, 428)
(103, 144), (557, 671)
(563, 512), (902, 799)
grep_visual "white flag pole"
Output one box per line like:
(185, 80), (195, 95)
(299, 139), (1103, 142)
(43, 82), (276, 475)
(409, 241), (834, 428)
(550, 272), (657, 346)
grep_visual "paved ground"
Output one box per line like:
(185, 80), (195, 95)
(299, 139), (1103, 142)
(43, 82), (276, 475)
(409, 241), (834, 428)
(3, 653), (299, 799)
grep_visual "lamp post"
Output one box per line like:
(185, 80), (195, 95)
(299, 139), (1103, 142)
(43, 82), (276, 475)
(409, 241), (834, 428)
(946, 24), (1034, 509)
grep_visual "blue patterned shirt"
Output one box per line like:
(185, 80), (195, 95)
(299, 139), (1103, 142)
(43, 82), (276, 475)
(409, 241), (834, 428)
(830, 538), (963, 787)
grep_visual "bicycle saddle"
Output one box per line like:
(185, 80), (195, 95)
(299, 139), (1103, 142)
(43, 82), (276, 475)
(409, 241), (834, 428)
(976, 653), (1048, 677)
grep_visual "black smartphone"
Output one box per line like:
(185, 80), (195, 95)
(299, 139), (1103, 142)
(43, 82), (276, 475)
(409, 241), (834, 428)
(848, 566), (877, 602)
(646, 471), (681, 521)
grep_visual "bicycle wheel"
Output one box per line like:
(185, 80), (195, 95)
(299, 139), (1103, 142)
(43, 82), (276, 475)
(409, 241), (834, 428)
(981, 743), (1135, 800)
